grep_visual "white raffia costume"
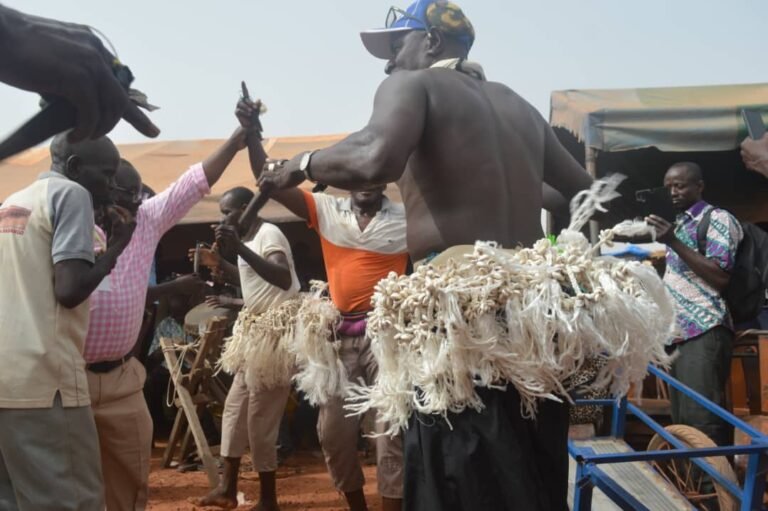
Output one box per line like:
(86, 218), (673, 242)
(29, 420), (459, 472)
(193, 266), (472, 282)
(289, 282), (347, 406)
(346, 175), (675, 436)
(219, 298), (301, 390)
(218, 282), (343, 398)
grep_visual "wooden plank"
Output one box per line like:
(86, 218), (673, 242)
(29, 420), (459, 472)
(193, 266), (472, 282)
(162, 408), (187, 468)
(729, 355), (748, 413)
(179, 427), (194, 463)
(760, 334), (768, 414)
(188, 317), (227, 391)
(161, 337), (220, 489)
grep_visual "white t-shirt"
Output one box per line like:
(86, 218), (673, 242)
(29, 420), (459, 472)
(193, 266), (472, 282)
(238, 223), (300, 314)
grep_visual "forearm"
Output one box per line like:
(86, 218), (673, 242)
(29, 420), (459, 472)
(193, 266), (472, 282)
(221, 297), (244, 310)
(236, 243), (292, 290)
(146, 280), (181, 303)
(61, 242), (127, 308)
(202, 129), (245, 187)
(218, 258), (241, 287)
(669, 238), (730, 291)
(246, 131), (267, 181)
(309, 130), (395, 190)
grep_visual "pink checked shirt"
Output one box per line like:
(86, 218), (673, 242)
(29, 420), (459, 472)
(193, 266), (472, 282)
(83, 163), (210, 363)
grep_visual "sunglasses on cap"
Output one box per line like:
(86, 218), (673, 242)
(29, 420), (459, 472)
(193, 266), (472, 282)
(385, 6), (428, 29)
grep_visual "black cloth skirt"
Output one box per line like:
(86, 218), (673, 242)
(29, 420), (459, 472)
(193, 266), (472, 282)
(403, 386), (570, 511)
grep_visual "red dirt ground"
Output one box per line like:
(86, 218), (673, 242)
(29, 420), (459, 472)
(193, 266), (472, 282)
(147, 448), (381, 511)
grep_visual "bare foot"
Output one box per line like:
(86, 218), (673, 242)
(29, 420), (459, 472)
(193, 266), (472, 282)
(189, 489), (238, 509)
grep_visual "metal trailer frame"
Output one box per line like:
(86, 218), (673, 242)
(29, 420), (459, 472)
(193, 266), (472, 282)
(570, 365), (768, 510)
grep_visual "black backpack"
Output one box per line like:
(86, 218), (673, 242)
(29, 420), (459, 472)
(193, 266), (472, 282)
(697, 208), (768, 324)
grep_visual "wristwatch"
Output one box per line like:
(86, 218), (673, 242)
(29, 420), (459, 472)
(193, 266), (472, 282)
(299, 151), (316, 182)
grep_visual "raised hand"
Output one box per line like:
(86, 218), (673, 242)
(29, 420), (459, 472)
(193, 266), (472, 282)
(741, 134), (768, 179)
(214, 224), (240, 253)
(258, 159), (306, 192)
(188, 246), (222, 270)
(235, 98), (263, 130)
(0, 7), (160, 141)
(105, 205), (136, 249)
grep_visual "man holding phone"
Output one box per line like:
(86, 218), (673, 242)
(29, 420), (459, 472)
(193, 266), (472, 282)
(646, 162), (742, 447)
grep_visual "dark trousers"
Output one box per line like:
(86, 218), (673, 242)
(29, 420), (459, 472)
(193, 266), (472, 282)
(403, 387), (570, 511)
(669, 326), (733, 446)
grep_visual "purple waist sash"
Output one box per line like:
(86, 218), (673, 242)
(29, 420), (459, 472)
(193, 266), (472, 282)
(336, 313), (368, 337)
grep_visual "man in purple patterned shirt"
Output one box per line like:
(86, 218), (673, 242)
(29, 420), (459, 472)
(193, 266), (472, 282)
(646, 162), (743, 447)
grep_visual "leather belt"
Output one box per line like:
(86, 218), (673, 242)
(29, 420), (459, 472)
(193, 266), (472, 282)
(86, 355), (131, 374)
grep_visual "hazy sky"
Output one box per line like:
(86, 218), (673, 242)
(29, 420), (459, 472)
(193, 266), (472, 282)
(1, 1), (765, 145)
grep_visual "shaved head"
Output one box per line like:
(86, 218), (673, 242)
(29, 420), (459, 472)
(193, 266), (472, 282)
(50, 133), (119, 173)
(50, 133), (75, 170)
(664, 162), (705, 211)
(219, 186), (254, 227)
(50, 133), (120, 206)
(667, 161), (703, 184)
(221, 187), (254, 210)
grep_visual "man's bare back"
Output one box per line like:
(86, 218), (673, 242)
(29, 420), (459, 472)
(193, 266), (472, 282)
(268, 17), (591, 264)
(397, 68), (591, 260)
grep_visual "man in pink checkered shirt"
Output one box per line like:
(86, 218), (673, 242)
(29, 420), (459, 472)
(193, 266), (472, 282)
(84, 126), (256, 510)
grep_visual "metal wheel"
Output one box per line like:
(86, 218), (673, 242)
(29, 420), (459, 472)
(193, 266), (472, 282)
(648, 424), (738, 511)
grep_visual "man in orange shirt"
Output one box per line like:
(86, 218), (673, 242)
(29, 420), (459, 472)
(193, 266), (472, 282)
(240, 108), (406, 511)
(273, 183), (406, 511)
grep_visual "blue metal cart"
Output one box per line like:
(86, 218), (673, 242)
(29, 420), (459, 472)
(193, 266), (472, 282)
(570, 365), (768, 510)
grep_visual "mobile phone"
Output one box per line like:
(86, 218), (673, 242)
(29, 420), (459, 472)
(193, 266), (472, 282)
(742, 109), (766, 140)
(635, 186), (677, 222)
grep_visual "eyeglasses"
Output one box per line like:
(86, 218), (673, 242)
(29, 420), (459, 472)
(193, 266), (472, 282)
(111, 185), (143, 204)
(385, 6), (426, 29)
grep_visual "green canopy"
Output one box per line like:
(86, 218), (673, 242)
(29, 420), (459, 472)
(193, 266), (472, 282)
(550, 82), (768, 153)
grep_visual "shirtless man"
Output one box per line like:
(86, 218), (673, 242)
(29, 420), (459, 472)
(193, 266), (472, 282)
(262, 2), (593, 510)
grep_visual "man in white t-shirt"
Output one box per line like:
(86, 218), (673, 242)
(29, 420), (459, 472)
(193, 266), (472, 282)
(194, 186), (300, 511)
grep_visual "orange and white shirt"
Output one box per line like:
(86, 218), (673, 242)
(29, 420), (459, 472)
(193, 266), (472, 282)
(303, 191), (408, 314)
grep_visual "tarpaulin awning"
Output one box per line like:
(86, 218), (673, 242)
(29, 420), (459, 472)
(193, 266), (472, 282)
(550, 82), (768, 153)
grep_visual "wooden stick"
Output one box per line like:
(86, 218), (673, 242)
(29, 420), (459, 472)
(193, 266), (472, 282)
(233, 191), (270, 232)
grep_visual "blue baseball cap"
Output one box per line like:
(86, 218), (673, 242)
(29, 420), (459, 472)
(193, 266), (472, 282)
(361, 1), (475, 60)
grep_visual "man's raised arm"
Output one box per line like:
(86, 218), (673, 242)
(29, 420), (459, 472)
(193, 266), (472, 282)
(271, 71), (427, 191)
(542, 125), (593, 201)
(235, 99), (310, 221)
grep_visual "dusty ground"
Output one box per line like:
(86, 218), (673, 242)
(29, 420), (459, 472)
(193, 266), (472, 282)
(147, 447), (381, 511)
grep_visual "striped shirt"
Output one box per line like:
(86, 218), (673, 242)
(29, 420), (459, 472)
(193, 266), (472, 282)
(303, 191), (408, 314)
(664, 200), (742, 342)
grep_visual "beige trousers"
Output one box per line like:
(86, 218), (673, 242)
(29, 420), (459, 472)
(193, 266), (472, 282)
(317, 334), (403, 499)
(220, 371), (291, 472)
(88, 357), (153, 511)
(0, 393), (104, 511)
